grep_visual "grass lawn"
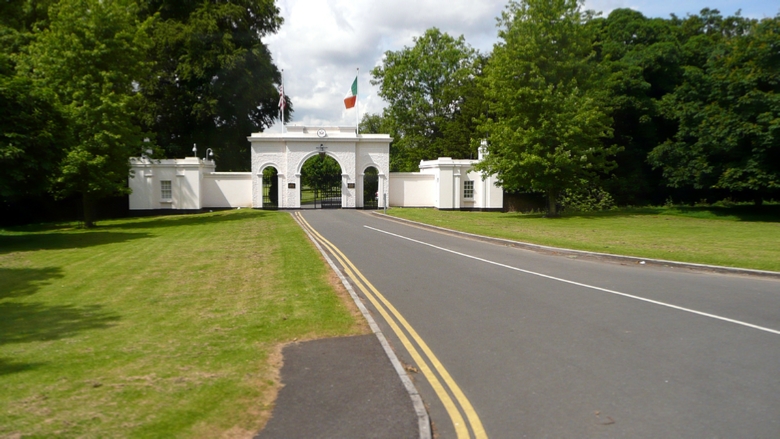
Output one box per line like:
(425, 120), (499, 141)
(300, 187), (316, 204)
(0, 210), (366, 438)
(386, 205), (780, 272)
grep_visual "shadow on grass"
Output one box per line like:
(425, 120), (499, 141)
(0, 262), (119, 377)
(0, 231), (151, 255)
(0, 301), (119, 376)
(0, 357), (45, 376)
(670, 205), (780, 222)
(0, 267), (64, 300)
(0, 302), (119, 345)
(104, 209), (273, 230)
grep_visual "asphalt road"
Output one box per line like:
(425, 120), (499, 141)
(300, 210), (780, 438)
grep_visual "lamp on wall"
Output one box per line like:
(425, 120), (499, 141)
(317, 144), (327, 159)
(205, 148), (214, 161)
(140, 138), (152, 161)
(192, 143), (197, 157)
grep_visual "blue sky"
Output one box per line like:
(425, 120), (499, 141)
(263, 0), (779, 131)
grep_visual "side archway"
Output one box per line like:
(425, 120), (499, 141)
(261, 166), (279, 209)
(257, 162), (282, 209)
(360, 165), (379, 209)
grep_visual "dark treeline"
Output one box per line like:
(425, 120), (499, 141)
(1, 0), (289, 227)
(366, 2), (780, 212)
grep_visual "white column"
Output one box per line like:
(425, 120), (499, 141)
(342, 173), (352, 208)
(379, 174), (386, 208)
(291, 173), (300, 208)
(453, 170), (461, 210)
(357, 173), (364, 208)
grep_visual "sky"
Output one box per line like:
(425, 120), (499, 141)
(263, 0), (779, 132)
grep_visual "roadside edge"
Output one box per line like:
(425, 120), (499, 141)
(372, 211), (780, 280)
(292, 212), (432, 439)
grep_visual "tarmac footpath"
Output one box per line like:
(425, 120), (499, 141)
(255, 212), (430, 439)
(255, 335), (420, 439)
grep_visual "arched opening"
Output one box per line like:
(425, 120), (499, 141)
(262, 167), (279, 209)
(363, 166), (379, 209)
(300, 154), (342, 209)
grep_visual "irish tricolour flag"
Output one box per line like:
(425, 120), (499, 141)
(344, 77), (357, 109)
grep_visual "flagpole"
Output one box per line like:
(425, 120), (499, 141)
(356, 67), (359, 135)
(281, 69), (285, 134)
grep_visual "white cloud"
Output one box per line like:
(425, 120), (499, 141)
(264, 0), (505, 131)
(264, 0), (778, 132)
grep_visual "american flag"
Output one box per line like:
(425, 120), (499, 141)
(278, 84), (285, 110)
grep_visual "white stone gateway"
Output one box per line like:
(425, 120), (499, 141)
(128, 125), (502, 211)
(250, 126), (391, 209)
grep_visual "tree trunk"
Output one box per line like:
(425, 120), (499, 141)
(82, 193), (96, 228)
(546, 190), (559, 217)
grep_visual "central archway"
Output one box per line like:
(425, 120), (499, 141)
(300, 154), (342, 209)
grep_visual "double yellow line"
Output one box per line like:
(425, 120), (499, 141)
(294, 212), (487, 439)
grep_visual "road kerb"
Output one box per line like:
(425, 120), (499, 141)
(292, 212), (432, 439)
(371, 211), (780, 280)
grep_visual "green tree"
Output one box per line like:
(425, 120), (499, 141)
(138, 0), (288, 171)
(301, 155), (341, 193)
(371, 28), (483, 171)
(0, 63), (68, 198)
(648, 13), (779, 204)
(359, 112), (408, 172)
(0, 0), (55, 33)
(476, 0), (617, 216)
(592, 9), (683, 205)
(359, 113), (391, 135)
(19, 0), (153, 227)
(0, 0), (67, 202)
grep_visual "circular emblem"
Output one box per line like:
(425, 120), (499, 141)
(316, 129), (327, 138)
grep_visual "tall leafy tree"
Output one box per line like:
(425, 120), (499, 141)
(371, 28), (484, 171)
(19, 0), (153, 227)
(359, 112), (407, 171)
(592, 9), (682, 205)
(649, 13), (780, 204)
(359, 113), (391, 136)
(0, 60), (68, 198)
(0, 0), (67, 205)
(301, 155), (341, 193)
(138, 0), (288, 171)
(476, 0), (617, 216)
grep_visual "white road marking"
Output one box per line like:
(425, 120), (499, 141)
(364, 225), (780, 336)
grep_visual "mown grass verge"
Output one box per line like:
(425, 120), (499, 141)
(386, 205), (780, 272)
(0, 210), (366, 438)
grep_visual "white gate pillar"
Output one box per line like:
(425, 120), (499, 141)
(378, 174), (386, 209)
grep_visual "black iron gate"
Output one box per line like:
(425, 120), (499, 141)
(300, 155), (342, 209)
(319, 182), (342, 209)
(363, 168), (378, 209)
(301, 178), (341, 209)
(262, 167), (278, 209)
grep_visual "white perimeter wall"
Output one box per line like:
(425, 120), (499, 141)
(129, 159), (251, 210)
(202, 173), (252, 208)
(389, 173), (435, 207)
(129, 157), (212, 210)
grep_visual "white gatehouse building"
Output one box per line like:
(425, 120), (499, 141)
(129, 126), (503, 211)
